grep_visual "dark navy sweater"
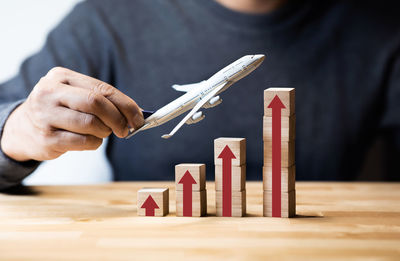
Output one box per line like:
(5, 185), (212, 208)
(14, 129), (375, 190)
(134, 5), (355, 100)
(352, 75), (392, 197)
(1, 0), (400, 189)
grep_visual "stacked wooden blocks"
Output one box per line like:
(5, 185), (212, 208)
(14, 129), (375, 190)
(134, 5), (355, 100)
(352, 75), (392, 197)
(175, 164), (207, 217)
(137, 188), (169, 217)
(214, 137), (246, 217)
(263, 88), (296, 218)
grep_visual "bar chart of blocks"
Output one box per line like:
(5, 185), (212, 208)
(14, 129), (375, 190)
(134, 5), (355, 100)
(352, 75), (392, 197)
(215, 138), (246, 217)
(263, 88), (296, 217)
(137, 87), (296, 218)
(175, 164), (207, 217)
(137, 188), (169, 217)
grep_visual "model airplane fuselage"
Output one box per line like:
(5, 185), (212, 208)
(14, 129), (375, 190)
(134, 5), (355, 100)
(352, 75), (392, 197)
(126, 54), (265, 139)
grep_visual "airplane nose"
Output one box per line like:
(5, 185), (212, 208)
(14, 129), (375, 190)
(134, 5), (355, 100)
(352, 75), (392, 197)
(253, 54), (265, 66)
(254, 54), (265, 61)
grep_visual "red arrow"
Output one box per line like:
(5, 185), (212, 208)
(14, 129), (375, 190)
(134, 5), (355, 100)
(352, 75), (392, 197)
(218, 145), (236, 217)
(179, 170), (197, 217)
(268, 95), (286, 217)
(141, 195), (159, 216)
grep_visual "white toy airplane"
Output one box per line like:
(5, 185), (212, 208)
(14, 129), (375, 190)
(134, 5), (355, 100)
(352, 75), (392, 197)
(125, 54), (265, 139)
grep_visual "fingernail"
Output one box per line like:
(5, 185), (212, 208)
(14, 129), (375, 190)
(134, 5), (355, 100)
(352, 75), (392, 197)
(120, 126), (129, 138)
(132, 113), (145, 130)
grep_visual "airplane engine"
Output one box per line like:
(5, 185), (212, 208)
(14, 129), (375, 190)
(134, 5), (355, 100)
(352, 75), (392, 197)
(203, 96), (222, 109)
(186, 111), (205, 125)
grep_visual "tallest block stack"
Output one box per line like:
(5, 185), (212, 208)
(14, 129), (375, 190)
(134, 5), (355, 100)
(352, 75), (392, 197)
(263, 88), (296, 218)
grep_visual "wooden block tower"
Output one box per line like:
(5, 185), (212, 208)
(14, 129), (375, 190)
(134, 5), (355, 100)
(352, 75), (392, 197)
(175, 164), (207, 217)
(137, 188), (169, 217)
(263, 88), (296, 218)
(214, 137), (246, 217)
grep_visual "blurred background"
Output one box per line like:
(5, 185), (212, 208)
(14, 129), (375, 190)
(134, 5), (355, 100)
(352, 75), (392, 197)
(0, 0), (112, 185)
(0, 0), (387, 183)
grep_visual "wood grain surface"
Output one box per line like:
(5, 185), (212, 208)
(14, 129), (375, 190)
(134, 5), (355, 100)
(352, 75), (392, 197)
(0, 182), (399, 261)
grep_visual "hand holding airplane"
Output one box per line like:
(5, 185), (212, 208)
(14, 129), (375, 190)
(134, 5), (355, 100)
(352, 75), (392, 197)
(125, 54), (265, 139)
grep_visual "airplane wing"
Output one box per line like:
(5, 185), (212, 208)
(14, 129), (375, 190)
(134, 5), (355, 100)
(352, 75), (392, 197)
(161, 82), (227, 139)
(172, 81), (206, 92)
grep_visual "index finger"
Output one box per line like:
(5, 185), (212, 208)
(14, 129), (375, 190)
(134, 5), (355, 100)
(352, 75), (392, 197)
(50, 68), (145, 131)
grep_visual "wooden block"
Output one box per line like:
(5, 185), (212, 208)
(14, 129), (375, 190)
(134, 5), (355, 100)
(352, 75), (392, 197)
(176, 190), (207, 217)
(137, 188), (169, 217)
(215, 164), (246, 191)
(263, 115), (295, 142)
(263, 190), (296, 218)
(263, 165), (296, 192)
(216, 190), (246, 217)
(264, 88), (295, 116)
(263, 141), (295, 167)
(175, 164), (206, 191)
(214, 137), (246, 166)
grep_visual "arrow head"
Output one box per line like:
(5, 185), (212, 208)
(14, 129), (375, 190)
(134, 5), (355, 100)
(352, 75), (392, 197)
(267, 95), (286, 109)
(141, 195), (159, 210)
(179, 170), (197, 185)
(218, 145), (236, 159)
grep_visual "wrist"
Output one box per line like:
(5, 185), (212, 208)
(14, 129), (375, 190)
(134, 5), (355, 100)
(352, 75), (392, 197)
(0, 104), (32, 162)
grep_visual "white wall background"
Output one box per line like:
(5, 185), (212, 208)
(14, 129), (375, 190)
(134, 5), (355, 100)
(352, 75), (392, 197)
(0, 0), (112, 184)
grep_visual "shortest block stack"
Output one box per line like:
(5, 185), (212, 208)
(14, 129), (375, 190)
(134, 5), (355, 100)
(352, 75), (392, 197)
(214, 137), (246, 217)
(263, 88), (296, 218)
(137, 188), (169, 217)
(175, 164), (207, 217)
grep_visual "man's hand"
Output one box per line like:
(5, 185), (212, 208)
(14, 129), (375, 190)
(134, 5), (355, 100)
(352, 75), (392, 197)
(0, 67), (144, 162)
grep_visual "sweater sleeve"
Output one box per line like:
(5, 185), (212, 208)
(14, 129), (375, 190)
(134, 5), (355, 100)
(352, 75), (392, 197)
(0, 1), (111, 190)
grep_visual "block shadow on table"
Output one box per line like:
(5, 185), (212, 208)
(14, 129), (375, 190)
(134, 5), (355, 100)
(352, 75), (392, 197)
(1, 185), (41, 196)
(294, 214), (323, 219)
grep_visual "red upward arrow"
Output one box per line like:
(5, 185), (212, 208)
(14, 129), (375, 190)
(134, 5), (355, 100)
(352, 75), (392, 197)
(218, 145), (236, 217)
(179, 170), (197, 217)
(268, 95), (286, 217)
(141, 195), (159, 216)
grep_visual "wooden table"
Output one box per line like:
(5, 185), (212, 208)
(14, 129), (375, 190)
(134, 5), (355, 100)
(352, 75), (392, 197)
(0, 182), (399, 260)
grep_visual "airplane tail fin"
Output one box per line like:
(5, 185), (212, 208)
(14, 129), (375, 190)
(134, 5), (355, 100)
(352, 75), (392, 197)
(125, 127), (142, 139)
(125, 123), (150, 139)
